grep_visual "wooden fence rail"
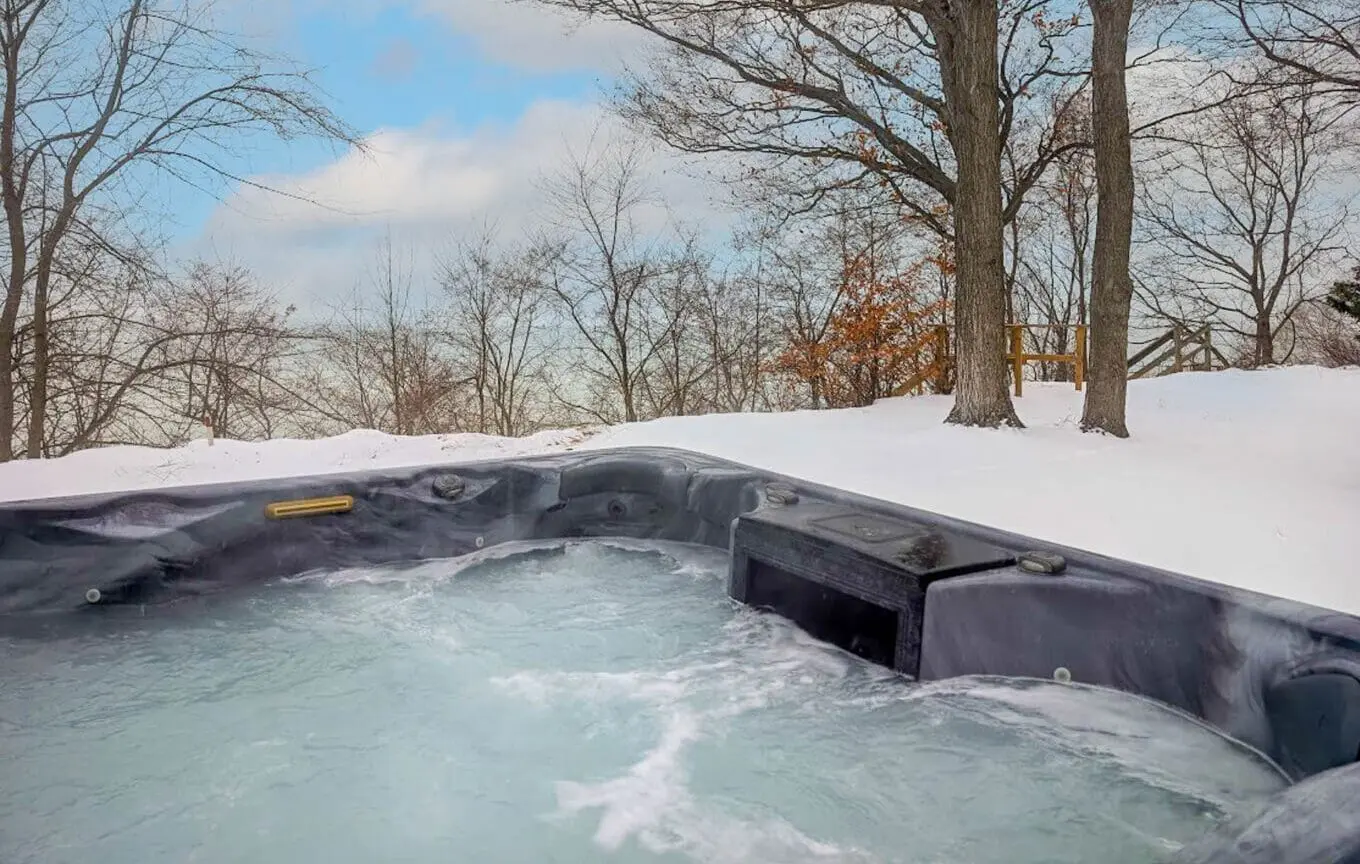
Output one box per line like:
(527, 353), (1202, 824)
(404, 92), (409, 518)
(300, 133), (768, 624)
(1127, 324), (1230, 379)
(890, 325), (952, 398)
(1007, 324), (1086, 397)
(888, 322), (1224, 400)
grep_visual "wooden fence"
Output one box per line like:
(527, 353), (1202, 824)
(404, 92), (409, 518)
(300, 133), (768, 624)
(1007, 324), (1086, 397)
(888, 321), (1225, 399)
(1127, 324), (1230, 379)
(890, 325), (952, 397)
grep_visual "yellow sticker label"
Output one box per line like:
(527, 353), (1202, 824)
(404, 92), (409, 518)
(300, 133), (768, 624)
(264, 495), (354, 519)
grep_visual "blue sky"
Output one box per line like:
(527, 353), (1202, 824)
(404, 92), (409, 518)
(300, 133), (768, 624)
(183, 0), (727, 307)
(171, 0), (607, 240)
(298, 6), (601, 129)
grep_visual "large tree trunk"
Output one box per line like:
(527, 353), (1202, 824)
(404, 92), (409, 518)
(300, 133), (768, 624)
(1081, 0), (1135, 438)
(1255, 314), (1275, 366)
(935, 0), (1021, 428)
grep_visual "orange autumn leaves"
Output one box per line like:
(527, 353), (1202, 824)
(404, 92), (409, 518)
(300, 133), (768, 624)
(777, 250), (950, 408)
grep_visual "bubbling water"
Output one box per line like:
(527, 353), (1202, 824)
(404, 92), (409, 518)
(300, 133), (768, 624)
(0, 540), (1286, 864)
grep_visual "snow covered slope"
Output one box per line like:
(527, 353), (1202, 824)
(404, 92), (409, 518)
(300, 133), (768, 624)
(0, 428), (591, 503)
(1, 367), (1356, 615)
(586, 367), (1360, 616)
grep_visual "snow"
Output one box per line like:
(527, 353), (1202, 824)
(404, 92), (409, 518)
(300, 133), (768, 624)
(587, 367), (1360, 616)
(1, 367), (1357, 616)
(0, 428), (590, 503)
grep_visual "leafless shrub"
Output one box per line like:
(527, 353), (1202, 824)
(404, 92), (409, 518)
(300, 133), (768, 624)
(1295, 300), (1360, 366)
(304, 236), (469, 437)
(439, 230), (558, 437)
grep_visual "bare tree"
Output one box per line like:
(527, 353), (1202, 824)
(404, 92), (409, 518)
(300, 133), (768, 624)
(5, 248), (314, 454)
(1139, 86), (1351, 366)
(10, 243), (167, 454)
(0, 0), (352, 460)
(638, 238), (711, 418)
(1081, 0), (1136, 437)
(1295, 304), (1360, 367)
(527, 0), (1091, 426)
(308, 235), (466, 436)
(540, 137), (690, 424)
(763, 205), (952, 408)
(1215, 0), (1360, 102)
(439, 231), (556, 437)
(151, 261), (299, 443)
(765, 233), (844, 411)
(763, 212), (879, 410)
(1014, 147), (1094, 379)
(1299, 264), (1360, 366)
(695, 260), (775, 414)
(940, 0), (1023, 426)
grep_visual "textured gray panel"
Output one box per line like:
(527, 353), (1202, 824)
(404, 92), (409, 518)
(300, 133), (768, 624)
(1174, 761), (1360, 864)
(920, 570), (1216, 718)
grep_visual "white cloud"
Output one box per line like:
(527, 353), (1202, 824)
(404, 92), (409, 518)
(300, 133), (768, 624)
(189, 100), (734, 311)
(413, 0), (647, 72)
(214, 128), (502, 228)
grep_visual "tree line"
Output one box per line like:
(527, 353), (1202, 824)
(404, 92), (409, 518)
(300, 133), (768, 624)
(2, 0), (1358, 460)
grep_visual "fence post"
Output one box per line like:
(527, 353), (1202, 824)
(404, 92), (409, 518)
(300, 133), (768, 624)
(1172, 326), (1185, 373)
(1010, 325), (1024, 397)
(1074, 325), (1086, 391)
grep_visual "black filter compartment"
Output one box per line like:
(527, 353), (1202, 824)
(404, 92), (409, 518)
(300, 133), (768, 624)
(1265, 651), (1360, 779)
(729, 501), (1014, 676)
(745, 558), (902, 667)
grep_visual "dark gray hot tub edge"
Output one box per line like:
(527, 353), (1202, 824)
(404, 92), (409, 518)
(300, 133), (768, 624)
(2, 445), (1357, 864)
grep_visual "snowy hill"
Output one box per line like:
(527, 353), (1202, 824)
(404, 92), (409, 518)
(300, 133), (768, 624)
(2, 366), (1357, 616)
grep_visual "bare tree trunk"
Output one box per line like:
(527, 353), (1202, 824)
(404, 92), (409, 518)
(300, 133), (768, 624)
(0, 1), (33, 461)
(1255, 313), (1275, 366)
(374, 233), (413, 435)
(0, 265), (18, 459)
(0, 222), (20, 460)
(25, 220), (68, 456)
(937, 0), (1021, 428)
(25, 253), (51, 456)
(1081, 0), (1135, 438)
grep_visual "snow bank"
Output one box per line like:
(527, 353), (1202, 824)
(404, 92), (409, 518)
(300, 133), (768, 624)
(2, 367), (1357, 615)
(587, 367), (1360, 615)
(0, 428), (588, 503)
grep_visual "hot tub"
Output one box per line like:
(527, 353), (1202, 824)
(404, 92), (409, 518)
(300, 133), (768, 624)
(1, 447), (1356, 863)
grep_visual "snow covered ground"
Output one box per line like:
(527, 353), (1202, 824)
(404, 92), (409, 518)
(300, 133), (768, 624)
(1, 367), (1357, 616)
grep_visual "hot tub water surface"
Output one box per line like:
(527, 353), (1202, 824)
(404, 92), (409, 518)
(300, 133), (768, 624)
(0, 540), (1287, 864)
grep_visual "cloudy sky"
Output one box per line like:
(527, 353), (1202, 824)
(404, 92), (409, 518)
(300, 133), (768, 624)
(179, 0), (728, 308)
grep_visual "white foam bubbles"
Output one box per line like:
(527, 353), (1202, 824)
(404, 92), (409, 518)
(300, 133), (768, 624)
(0, 540), (1288, 864)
